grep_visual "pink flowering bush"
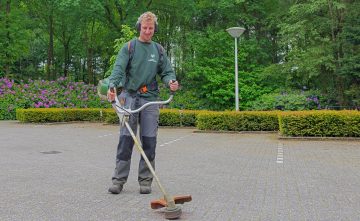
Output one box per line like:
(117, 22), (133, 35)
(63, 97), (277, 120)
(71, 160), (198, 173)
(0, 77), (110, 120)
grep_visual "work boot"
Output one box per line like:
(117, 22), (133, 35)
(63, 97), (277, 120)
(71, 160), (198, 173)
(139, 185), (151, 194)
(108, 184), (123, 194)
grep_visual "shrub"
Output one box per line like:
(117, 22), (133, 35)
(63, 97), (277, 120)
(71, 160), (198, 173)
(159, 109), (197, 127)
(17, 107), (198, 127)
(16, 108), (106, 123)
(250, 90), (325, 111)
(0, 77), (110, 120)
(196, 111), (279, 131)
(279, 110), (360, 137)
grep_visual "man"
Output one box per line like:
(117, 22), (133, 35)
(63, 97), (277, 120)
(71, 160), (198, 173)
(107, 11), (179, 194)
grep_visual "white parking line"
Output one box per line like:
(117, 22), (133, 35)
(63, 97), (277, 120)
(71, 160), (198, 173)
(159, 135), (190, 147)
(98, 134), (113, 138)
(98, 133), (190, 145)
(277, 143), (284, 164)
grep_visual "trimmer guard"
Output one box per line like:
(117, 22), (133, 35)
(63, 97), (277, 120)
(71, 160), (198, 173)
(151, 195), (192, 209)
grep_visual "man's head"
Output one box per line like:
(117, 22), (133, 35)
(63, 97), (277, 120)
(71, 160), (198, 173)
(136, 12), (158, 43)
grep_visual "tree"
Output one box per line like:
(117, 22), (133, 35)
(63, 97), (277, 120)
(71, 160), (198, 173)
(340, 0), (360, 108)
(0, 0), (32, 78)
(273, 0), (359, 108)
(26, 0), (58, 80)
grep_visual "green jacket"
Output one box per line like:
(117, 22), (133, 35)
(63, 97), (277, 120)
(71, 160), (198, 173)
(108, 39), (176, 101)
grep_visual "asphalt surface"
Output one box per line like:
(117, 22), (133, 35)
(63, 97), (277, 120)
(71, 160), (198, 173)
(0, 121), (359, 221)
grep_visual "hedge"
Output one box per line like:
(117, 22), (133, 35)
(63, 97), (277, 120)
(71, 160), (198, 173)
(16, 108), (198, 127)
(16, 108), (108, 123)
(196, 111), (279, 131)
(15, 108), (360, 137)
(278, 110), (360, 137)
(103, 108), (197, 126)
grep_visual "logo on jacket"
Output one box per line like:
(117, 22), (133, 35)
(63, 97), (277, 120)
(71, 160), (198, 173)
(148, 54), (157, 63)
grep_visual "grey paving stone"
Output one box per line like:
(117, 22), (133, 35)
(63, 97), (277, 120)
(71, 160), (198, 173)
(0, 121), (359, 221)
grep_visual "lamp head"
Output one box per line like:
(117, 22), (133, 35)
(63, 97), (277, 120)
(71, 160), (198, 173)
(226, 27), (245, 38)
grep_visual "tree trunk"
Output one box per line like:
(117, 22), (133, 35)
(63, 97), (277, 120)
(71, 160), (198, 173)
(86, 20), (95, 84)
(62, 30), (71, 78)
(5, 0), (11, 75)
(328, 0), (346, 105)
(47, 11), (54, 80)
(87, 48), (94, 84)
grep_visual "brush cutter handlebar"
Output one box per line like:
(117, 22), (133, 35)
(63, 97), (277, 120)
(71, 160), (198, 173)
(110, 88), (174, 115)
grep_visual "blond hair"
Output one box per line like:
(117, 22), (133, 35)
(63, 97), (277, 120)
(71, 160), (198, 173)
(137, 11), (158, 26)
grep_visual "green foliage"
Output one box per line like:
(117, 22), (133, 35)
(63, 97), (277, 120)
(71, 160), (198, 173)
(105, 108), (198, 126)
(17, 107), (197, 127)
(276, 0), (360, 108)
(181, 28), (234, 110)
(15, 106), (360, 138)
(160, 89), (206, 110)
(196, 111), (279, 131)
(279, 111), (360, 137)
(0, 77), (110, 120)
(104, 109), (118, 124)
(0, 1), (33, 77)
(0, 96), (16, 120)
(104, 25), (136, 78)
(16, 108), (106, 123)
(0, 0), (359, 110)
(159, 109), (197, 127)
(339, 1), (360, 107)
(182, 28), (271, 111)
(250, 90), (326, 111)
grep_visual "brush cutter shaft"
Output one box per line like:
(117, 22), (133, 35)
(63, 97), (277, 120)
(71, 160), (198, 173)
(124, 122), (176, 208)
(111, 91), (178, 210)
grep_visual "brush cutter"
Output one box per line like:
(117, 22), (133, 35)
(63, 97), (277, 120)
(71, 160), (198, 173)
(110, 88), (192, 220)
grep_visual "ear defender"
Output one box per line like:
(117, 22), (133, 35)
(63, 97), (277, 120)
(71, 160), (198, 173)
(135, 21), (158, 33)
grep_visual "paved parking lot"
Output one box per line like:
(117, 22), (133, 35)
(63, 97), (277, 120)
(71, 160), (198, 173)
(0, 121), (359, 221)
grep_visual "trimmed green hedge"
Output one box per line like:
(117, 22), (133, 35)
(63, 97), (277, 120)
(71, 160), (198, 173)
(159, 109), (197, 127)
(279, 110), (360, 137)
(16, 108), (107, 123)
(103, 108), (197, 126)
(15, 108), (360, 137)
(16, 108), (198, 127)
(196, 111), (279, 131)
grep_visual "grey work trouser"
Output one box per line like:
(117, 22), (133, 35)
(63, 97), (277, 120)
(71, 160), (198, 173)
(112, 91), (159, 187)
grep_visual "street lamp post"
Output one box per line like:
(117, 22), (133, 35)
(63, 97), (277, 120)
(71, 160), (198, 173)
(226, 27), (245, 111)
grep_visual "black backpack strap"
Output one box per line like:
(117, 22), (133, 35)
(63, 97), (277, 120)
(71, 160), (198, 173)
(155, 43), (164, 66)
(126, 39), (136, 72)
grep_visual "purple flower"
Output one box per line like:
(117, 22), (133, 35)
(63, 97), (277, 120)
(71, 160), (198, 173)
(6, 81), (13, 89)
